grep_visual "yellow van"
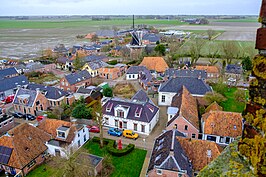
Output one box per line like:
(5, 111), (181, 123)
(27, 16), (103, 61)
(122, 130), (139, 140)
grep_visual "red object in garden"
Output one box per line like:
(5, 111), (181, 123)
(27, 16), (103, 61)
(118, 139), (122, 150)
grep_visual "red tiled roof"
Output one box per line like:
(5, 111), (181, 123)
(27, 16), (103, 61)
(205, 102), (223, 113)
(256, 28), (266, 50)
(260, 0), (266, 19)
(0, 123), (51, 169)
(38, 119), (76, 143)
(139, 57), (169, 72)
(177, 137), (222, 171)
(195, 65), (219, 74)
(202, 111), (243, 137)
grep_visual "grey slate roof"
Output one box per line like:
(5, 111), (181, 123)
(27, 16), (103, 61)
(84, 55), (107, 63)
(0, 67), (18, 80)
(139, 69), (153, 85)
(76, 87), (93, 95)
(226, 64), (243, 74)
(103, 92), (159, 123)
(165, 68), (207, 79)
(27, 83), (68, 100)
(13, 88), (37, 107)
(65, 70), (92, 85)
(159, 77), (212, 96)
(126, 66), (149, 74)
(57, 56), (69, 64)
(143, 33), (160, 43)
(26, 62), (44, 71)
(0, 75), (29, 92)
(87, 61), (108, 70)
(131, 90), (150, 103)
(147, 130), (192, 176)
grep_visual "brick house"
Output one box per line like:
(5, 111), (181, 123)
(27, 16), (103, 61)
(147, 130), (192, 177)
(98, 64), (126, 80)
(0, 123), (51, 176)
(60, 70), (92, 92)
(13, 88), (48, 116)
(166, 86), (200, 139)
(195, 65), (220, 79)
(26, 83), (75, 107)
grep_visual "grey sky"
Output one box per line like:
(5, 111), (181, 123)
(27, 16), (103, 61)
(0, 0), (261, 16)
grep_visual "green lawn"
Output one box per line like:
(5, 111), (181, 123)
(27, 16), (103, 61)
(212, 18), (258, 23)
(0, 19), (186, 29)
(220, 87), (246, 113)
(84, 141), (147, 177)
(27, 140), (147, 177)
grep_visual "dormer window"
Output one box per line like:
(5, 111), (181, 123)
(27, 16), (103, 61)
(57, 126), (70, 139)
(106, 102), (113, 112)
(117, 110), (124, 118)
(233, 125), (237, 130)
(135, 107), (142, 117)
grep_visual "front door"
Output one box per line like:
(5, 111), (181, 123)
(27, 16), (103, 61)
(119, 121), (122, 129)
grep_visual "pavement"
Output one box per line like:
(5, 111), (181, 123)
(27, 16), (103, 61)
(91, 91), (168, 177)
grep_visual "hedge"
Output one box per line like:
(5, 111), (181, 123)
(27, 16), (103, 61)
(91, 137), (135, 157)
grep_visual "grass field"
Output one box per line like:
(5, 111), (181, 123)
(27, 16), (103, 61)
(0, 19), (186, 29)
(181, 39), (256, 58)
(212, 18), (258, 23)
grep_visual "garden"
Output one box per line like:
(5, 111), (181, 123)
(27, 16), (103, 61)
(27, 138), (147, 177)
(113, 83), (136, 99)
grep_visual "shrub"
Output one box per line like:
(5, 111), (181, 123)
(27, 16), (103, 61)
(107, 60), (118, 65)
(91, 137), (135, 156)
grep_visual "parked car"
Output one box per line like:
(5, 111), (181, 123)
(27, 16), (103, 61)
(108, 128), (122, 137)
(122, 130), (139, 140)
(87, 125), (100, 133)
(25, 114), (36, 121)
(4, 95), (14, 104)
(12, 112), (25, 118)
(36, 115), (45, 122)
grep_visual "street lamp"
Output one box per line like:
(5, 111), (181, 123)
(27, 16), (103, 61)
(143, 138), (146, 150)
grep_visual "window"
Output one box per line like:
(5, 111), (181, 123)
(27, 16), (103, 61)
(132, 74), (135, 78)
(0, 124), (2, 128)
(129, 75), (131, 78)
(161, 95), (165, 103)
(117, 110), (124, 118)
(61, 82), (64, 86)
(28, 108), (31, 113)
(115, 120), (118, 127)
(83, 129), (85, 133)
(184, 125), (188, 130)
(134, 123), (138, 131)
(84, 135), (86, 142)
(192, 134), (196, 139)
(4, 122), (7, 126)
(141, 125), (145, 133)
(105, 117), (109, 125)
(156, 169), (162, 175)
(36, 100), (40, 106)
(78, 140), (81, 147)
(78, 133), (80, 137)
(9, 120), (13, 123)
(123, 121), (127, 129)
(66, 82), (68, 86)
(57, 131), (65, 138)
(27, 160), (36, 169)
(233, 125), (237, 130)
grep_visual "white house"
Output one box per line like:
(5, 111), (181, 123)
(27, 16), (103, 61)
(38, 119), (89, 158)
(158, 77), (212, 106)
(126, 66), (149, 80)
(102, 90), (159, 135)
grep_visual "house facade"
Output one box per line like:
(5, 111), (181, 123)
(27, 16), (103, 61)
(98, 64), (126, 80)
(158, 77), (212, 106)
(195, 65), (220, 79)
(0, 123), (51, 177)
(26, 83), (75, 107)
(38, 119), (89, 158)
(60, 70), (92, 92)
(82, 61), (108, 77)
(202, 111), (243, 145)
(166, 86), (200, 139)
(0, 115), (15, 135)
(126, 66), (149, 80)
(102, 91), (159, 135)
(13, 88), (48, 116)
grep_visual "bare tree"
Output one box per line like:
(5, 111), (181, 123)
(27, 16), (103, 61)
(207, 42), (219, 65)
(92, 101), (105, 148)
(189, 38), (206, 65)
(207, 29), (215, 41)
(121, 47), (131, 59)
(221, 41), (239, 65)
(91, 34), (99, 43)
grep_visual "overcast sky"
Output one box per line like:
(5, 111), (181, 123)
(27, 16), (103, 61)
(0, 0), (262, 16)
